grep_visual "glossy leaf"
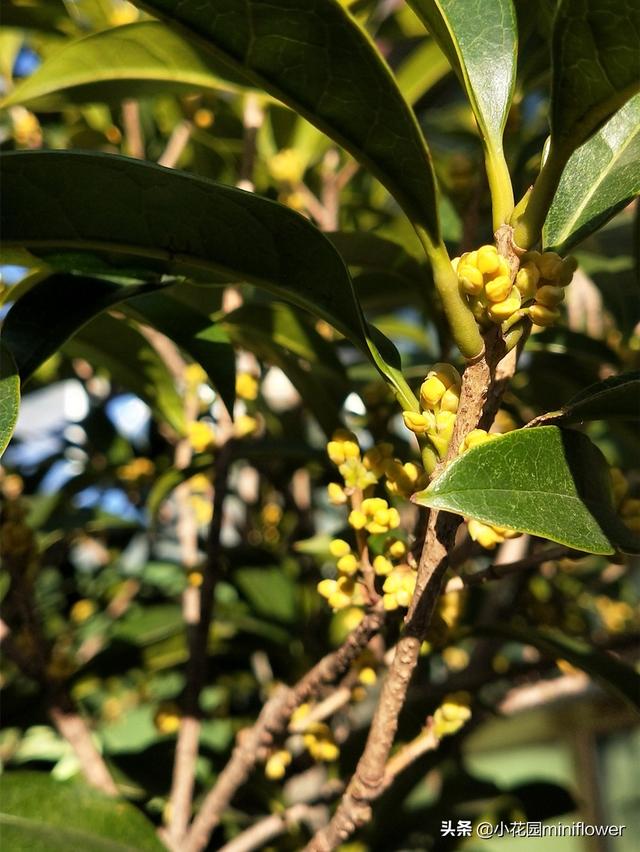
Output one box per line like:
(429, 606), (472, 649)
(132, 0), (440, 237)
(413, 426), (638, 555)
(544, 94), (640, 252)
(0, 151), (367, 350)
(125, 291), (236, 415)
(1, 21), (250, 110)
(1, 273), (157, 383)
(528, 372), (640, 427)
(479, 624), (640, 711)
(407, 0), (517, 221)
(0, 771), (163, 852)
(0, 343), (20, 459)
(63, 313), (186, 435)
(550, 0), (640, 154)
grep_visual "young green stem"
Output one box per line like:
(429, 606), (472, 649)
(512, 143), (567, 249)
(416, 228), (484, 360)
(485, 146), (514, 232)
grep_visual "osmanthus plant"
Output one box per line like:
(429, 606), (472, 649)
(0, 0), (639, 850)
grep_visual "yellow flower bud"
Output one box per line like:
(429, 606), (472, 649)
(317, 579), (338, 599)
(460, 429), (495, 453)
(467, 518), (504, 549)
(348, 509), (367, 529)
(487, 292), (521, 322)
(558, 255), (578, 285)
(420, 375), (447, 408)
(327, 439), (360, 465)
(388, 539), (406, 559)
(538, 251), (563, 280)
(234, 414), (258, 438)
(402, 411), (431, 435)
(373, 555), (393, 576)
(154, 703), (181, 735)
(433, 692), (472, 738)
(268, 147), (305, 184)
(187, 421), (216, 453)
(535, 285), (565, 307)
(475, 244), (500, 275)
(265, 749), (292, 780)
(383, 593), (399, 610)
(327, 482), (347, 505)
(337, 554), (359, 575)
(387, 507), (400, 529)
(188, 571), (203, 587)
(458, 264), (484, 295)
(329, 538), (351, 558)
(235, 372), (259, 400)
(528, 303), (561, 327)
(70, 599), (96, 624)
(358, 666), (377, 686)
(440, 385), (461, 414)
(515, 263), (540, 300)
(484, 274), (513, 303)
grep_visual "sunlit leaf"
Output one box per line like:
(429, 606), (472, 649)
(0, 342), (20, 459)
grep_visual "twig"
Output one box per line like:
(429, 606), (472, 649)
(218, 803), (328, 852)
(444, 544), (580, 592)
(122, 99), (144, 159)
(380, 721), (439, 793)
(306, 287), (521, 849)
(184, 606), (385, 852)
(158, 120), (193, 169)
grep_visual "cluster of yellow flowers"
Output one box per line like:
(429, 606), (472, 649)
(455, 244), (577, 333)
(264, 703), (340, 779)
(515, 250), (577, 328)
(458, 430), (521, 549)
(117, 457), (155, 483)
(432, 692), (472, 738)
(322, 430), (424, 612)
(402, 364), (462, 461)
(154, 702), (182, 735)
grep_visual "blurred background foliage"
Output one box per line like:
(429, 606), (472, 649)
(0, 0), (638, 850)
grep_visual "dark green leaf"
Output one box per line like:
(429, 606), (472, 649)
(550, 0), (640, 154)
(1, 273), (157, 383)
(133, 0), (440, 237)
(0, 342), (20, 458)
(234, 567), (297, 624)
(0, 150), (368, 351)
(479, 624), (640, 712)
(1, 21), (251, 110)
(544, 94), (640, 252)
(0, 772), (163, 852)
(407, 0), (517, 221)
(528, 372), (640, 427)
(63, 313), (186, 435)
(412, 426), (638, 554)
(125, 291), (236, 415)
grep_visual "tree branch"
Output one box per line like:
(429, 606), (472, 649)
(184, 606), (385, 852)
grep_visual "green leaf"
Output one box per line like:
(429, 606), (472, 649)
(528, 372), (640, 427)
(479, 624), (640, 712)
(412, 426), (638, 555)
(1, 21), (251, 110)
(1, 273), (158, 383)
(544, 94), (640, 252)
(125, 291), (236, 415)
(63, 313), (186, 435)
(234, 567), (297, 624)
(0, 771), (163, 852)
(407, 0), (517, 223)
(0, 150), (368, 352)
(132, 0), (440, 238)
(0, 342), (20, 459)
(549, 0), (640, 155)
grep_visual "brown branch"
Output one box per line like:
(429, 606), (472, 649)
(218, 803), (329, 852)
(306, 303), (522, 849)
(184, 606), (385, 852)
(237, 93), (264, 191)
(444, 544), (581, 593)
(158, 120), (193, 169)
(122, 99), (144, 159)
